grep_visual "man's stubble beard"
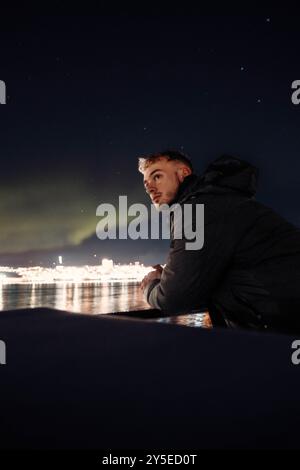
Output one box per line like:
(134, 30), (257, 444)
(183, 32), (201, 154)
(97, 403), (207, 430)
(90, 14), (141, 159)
(164, 174), (181, 205)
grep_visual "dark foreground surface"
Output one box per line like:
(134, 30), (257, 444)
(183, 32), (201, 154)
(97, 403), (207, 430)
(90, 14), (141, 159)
(0, 307), (299, 449)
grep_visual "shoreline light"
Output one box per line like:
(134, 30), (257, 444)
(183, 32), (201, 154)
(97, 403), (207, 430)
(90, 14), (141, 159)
(0, 262), (153, 284)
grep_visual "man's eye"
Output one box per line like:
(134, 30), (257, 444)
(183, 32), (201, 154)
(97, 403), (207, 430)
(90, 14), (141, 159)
(154, 174), (161, 180)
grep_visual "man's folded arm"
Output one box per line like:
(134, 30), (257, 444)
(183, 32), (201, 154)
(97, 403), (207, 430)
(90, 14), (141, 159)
(144, 217), (236, 314)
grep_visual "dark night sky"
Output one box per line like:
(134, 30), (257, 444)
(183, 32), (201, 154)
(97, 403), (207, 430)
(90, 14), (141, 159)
(1, 14), (300, 266)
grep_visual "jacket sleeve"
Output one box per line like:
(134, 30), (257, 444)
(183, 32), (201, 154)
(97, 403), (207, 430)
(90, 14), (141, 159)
(144, 197), (240, 314)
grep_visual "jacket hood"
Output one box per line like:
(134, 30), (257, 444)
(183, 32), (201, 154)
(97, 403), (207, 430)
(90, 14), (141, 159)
(176, 155), (258, 203)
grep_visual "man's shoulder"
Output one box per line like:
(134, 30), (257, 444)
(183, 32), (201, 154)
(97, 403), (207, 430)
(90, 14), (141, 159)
(177, 178), (293, 227)
(182, 189), (252, 213)
(182, 192), (286, 228)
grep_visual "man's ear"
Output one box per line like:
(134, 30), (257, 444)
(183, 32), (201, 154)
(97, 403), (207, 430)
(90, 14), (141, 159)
(178, 166), (191, 182)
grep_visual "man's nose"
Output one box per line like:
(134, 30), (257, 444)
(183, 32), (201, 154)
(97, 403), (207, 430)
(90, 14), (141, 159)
(145, 183), (156, 195)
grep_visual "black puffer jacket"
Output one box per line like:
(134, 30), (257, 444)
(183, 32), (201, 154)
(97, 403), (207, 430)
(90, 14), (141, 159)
(145, 155), (300, 333)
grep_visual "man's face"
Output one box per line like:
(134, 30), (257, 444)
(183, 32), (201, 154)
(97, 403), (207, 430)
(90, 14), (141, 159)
(143, 158), (185, 209)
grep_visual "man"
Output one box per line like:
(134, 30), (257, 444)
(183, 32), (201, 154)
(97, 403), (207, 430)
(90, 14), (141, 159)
(139, 150), (300, 333)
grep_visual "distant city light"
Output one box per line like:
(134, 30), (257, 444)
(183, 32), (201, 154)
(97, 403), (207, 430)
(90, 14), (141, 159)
(0, 261), (153, 284)
(101, 258), (114, 271)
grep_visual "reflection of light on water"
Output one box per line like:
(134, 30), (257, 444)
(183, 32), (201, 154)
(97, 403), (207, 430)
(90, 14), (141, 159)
(73, 283), (80, 312)
(0, 283), (3, 311)
(98, 283), (110, 314)
(55, 283), (68, 311)
(68, 284), (74, 311)
(117, 282), (131, 312)
(30, 283), (36, 308)
(0, 281), (212, 329)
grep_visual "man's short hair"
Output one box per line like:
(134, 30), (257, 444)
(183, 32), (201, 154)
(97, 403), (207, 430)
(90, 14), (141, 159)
(138, 149), (194, 174)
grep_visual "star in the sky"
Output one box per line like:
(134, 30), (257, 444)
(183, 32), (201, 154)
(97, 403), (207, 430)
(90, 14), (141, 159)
(240, 66), (245, 71)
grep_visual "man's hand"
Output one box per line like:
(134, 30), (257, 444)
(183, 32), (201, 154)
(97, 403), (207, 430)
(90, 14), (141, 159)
(152, 264), (163, 274)
(140, 266), (162, 292)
